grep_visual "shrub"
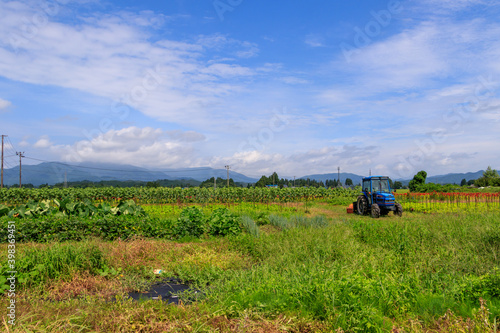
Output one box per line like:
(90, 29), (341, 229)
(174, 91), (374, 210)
(173, 206), (205, 239)
(207, 208), (241, 237)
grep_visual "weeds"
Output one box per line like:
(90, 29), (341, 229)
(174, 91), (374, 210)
(268, 214), (329, 230)
(0, 241), (106, 291)
(2, 207), (500, 332)
(241, 215), (260, 238)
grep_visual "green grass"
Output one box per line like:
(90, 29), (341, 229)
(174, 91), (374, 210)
(1, 241), (107, 290)
(211, 213), (500, 329)
(1, 203), (499, 332)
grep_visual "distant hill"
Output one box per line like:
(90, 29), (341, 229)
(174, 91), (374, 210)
(1, 162), (257, 186)
(2, 161), (494, 187)
(425, 171), (486, 185)
(52, 179), (202, 188)
(154, 167), (257, 184)
(301, 169), (495, 187)
(398, 170), (489, 186)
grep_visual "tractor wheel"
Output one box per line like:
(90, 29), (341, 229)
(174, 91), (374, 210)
(356, 195), (368, 215)
(371, 203), (380, 218)
(394, 203), (403, 217)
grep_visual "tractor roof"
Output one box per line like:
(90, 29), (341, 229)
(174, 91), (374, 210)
(362, 176), (390, 181)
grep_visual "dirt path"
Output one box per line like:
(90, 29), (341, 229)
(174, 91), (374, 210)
(305, 202), (345, 219)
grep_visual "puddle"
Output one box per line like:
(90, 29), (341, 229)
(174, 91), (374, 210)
(126, 278), (200, 304)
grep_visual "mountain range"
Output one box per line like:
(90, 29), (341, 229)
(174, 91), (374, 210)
(1, 162), (257, 186)
(0, 162), (493, 187)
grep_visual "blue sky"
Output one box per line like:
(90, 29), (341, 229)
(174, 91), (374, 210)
(1, 0), (499, 179)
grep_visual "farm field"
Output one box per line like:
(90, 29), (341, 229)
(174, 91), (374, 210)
(1, 189), (500, 332)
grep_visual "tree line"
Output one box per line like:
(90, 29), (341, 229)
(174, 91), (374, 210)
(408, 167), (500, 192)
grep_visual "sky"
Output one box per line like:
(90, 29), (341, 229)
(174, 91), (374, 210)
(0, 0), (499, 179)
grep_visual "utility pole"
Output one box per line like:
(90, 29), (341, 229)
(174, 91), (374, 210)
(16, 152), (24, 188)
(273, 172), (275, 186)
(1, 135), (6, 188)
(337, 166), (340, 187)
(293, 176), (296, 187)
(214, 176), (216, 189)
(225, 165), (230, 188)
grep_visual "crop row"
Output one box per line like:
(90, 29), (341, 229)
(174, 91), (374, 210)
(0, 187), (358, 205)
(0, 199), (145, 218)
(395, 192), (500, 213)
(0, 206), (241, 243)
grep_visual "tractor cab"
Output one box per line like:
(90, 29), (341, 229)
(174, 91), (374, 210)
(363, 176), (392, 205)
(355, 176), (402, 218)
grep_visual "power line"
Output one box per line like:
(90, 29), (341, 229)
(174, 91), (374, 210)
(5, 137), (17, 156)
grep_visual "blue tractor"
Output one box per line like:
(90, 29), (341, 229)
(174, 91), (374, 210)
(355, 176), (403, 218)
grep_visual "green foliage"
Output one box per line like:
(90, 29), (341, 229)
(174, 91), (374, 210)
(254, 172), (331, 188)
(255, 175), (271, 188)
(409, 170), (427, 192)
(240, 215), (260, 237)
(0, 242), (106, 291)
(268, 215), (291, 230)
(393, 181), (403, 189)
(395, 191), (500, 213)
(475, 166), (500, 187)
(146, 181), (160, 188)
(174, 206), (205, 239)
(213, 212), (500, 331)
(207, 208), (241, 237)
(0, 199), (146, 218)
(0, 215), (176, 243)
(268, 214), (328, 230)
(0, 186), (361, 206)
(2, 205), (500, 332)
(200, 177), (239, 188)
(455, 269), (500, 300)
(414, 182), (461, 192)
(254, 212), (269, 226)
(483, 166), (499, 179)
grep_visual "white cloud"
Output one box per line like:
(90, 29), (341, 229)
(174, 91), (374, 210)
(34, 135), (52, 148)
(341, 23), (448, 90)
(210, 145), (380, 178)
(196, 34), (259, 58)
(0, 98), (11, 110)
(0, 2), (260, 126)
(305, 34), (325, 47)
(17, 135), (30, 147)
(51, 127), (206, 168)
(2, 1), (499, 179)
(333, 18), (500, 96)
